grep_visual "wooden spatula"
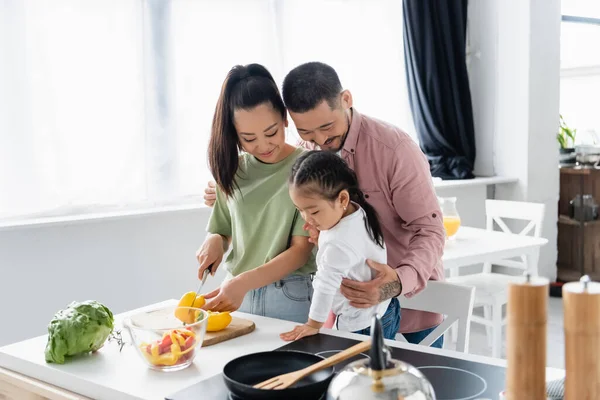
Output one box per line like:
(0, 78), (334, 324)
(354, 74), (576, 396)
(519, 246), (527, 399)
(254, 340), (371, 390)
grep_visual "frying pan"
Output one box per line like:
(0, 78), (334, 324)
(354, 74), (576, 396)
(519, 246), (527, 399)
(222, 350), (334, 399)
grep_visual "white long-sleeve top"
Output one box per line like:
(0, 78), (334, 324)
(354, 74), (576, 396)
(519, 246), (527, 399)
(309, 206), (390, 332)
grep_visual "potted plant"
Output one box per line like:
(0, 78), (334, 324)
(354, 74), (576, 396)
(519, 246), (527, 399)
(557, 114), (577, 154)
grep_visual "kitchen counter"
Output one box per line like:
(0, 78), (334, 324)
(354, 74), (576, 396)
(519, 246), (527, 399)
(0, 300), (565, 400)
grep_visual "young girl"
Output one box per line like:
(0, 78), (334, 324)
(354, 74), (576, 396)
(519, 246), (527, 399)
(280, 150), (401, 341)
(196, 63), (316, 323)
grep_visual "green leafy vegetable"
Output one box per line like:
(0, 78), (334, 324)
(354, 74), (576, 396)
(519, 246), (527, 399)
(44, 300), (114, 364)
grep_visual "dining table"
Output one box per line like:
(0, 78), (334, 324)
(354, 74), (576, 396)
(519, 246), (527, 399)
(442, 226), (549, 274)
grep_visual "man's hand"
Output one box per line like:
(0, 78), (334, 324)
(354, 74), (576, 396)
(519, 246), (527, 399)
(303, 222), (319, 244)
(204, 181), (216, 207)
(340, 260), (402, 308)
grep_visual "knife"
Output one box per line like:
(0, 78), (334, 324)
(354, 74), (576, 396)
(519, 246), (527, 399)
(185, 264), (214, 323)
(191, 263), (214, 306)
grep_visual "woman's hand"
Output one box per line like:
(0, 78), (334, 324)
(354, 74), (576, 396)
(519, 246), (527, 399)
(280, 324), (320, 342)
(202, 276), (248, 312)
(196, 234), (226, 278)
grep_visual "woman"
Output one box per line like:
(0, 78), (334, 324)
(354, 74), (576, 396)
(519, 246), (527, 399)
(196, 63), (316, 323)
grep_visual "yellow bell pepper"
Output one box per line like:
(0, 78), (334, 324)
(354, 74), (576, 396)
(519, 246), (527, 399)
(151, 342), (159, 357)
(143, 350), (179, 366)
(206, 311), (232, 332)
(192, 295), (206, 308)
(177, 291), (206, 308)
(174, 292), (205, 324)
(171, 331), (185, 347)
(176, 329), (194, 338)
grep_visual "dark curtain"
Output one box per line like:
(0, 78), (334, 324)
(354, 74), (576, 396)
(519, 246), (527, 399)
(403, 0), (476, 180)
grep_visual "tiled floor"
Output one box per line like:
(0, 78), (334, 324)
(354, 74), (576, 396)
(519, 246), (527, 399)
(444, 297), (565, 368)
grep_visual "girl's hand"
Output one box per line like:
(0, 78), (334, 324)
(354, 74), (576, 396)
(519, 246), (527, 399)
(196, 234), (225, 278)
(202, 276), (248, 312)
(280, 324), (319, 341)
(303, 222), (320, 245)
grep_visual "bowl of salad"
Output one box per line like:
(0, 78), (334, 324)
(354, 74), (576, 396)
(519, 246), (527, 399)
(123, 305), (208, 371)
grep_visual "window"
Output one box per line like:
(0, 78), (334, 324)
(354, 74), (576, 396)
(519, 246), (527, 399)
(0, 0), (146, 219)
(560, 0), (600, 145)
(278, 0), (413, 143)
(0, 0), (413, 220)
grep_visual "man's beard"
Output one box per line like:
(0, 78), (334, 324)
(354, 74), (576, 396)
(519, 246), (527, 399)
(320, 111), (351, 152)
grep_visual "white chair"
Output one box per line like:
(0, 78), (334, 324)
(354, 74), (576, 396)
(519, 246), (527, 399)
(395, 281), (476, 353)
(447, 199), (546, 358)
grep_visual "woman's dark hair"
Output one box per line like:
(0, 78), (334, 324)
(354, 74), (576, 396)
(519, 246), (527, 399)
(289, 151), (384, 248)
(209, 64), (286, 197)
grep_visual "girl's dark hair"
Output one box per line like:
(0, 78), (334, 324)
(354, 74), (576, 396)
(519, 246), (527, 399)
(289, 151), (384, 248)
(209, 64), (286, 197)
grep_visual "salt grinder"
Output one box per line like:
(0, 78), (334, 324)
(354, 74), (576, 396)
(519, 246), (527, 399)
(564, 275), (600, 400)
(506, 273), (548, 400)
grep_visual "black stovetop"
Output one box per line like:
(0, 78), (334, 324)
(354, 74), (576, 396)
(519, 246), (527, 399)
(166, 334), (505, 400)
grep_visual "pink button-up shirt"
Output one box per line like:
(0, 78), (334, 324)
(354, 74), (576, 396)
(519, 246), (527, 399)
(301, 109), (445, 333)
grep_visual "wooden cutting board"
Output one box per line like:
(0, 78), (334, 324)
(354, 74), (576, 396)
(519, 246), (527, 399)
(202, 317), (255, 346)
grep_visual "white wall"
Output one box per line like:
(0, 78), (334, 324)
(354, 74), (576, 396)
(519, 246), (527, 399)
(436, 186), (486, 229)
(467, 0), (561, 280)
(467, 0), (497, 178)
(0, 208), (222, 347)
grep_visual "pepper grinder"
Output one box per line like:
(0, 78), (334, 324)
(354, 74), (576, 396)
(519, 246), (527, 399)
(564, 275), (600, 399)
(506, 273), (548, 400)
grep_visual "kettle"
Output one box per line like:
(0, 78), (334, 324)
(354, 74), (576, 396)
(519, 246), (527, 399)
(326, 315), (436, 399)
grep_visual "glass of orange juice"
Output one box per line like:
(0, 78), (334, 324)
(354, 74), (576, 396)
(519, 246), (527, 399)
(438, 197), (461, 240)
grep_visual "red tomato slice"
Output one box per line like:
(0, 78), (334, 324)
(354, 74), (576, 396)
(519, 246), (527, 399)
(158, 335), (173, 354)
(182, 336), (195, 350)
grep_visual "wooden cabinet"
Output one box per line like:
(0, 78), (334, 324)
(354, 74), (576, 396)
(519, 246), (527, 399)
(0, 367), (87, 400)
(558, 167), (600, 281)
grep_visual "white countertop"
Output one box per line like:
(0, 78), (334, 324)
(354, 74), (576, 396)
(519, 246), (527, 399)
(0, 300), (564, 400)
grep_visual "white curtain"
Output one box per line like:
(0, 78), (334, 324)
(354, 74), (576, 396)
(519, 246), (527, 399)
(279, 0), (414, 141)
(1, 0), (146, 218)
(0, 0), (413, 220)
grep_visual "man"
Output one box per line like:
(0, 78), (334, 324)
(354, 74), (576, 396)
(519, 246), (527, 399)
(204, 62), (446, 346)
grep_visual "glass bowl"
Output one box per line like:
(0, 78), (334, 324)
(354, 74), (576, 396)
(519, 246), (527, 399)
(123, 305), (208, 371)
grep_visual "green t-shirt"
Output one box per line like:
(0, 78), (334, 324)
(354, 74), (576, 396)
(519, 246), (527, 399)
(207, 147), (317, 277)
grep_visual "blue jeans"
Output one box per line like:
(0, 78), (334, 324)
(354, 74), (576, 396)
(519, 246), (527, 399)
(402, 326), (444, 348)
(236, 274), (314, 324)
(351, 298), (401, 340)
(351, 295), (444, 348)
